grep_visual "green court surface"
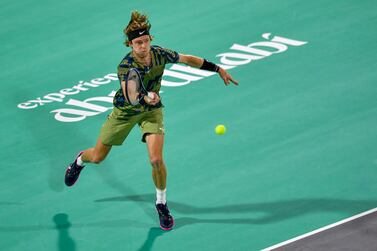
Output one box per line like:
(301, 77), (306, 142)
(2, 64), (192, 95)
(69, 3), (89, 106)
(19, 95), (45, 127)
(1, 0), (377, 250)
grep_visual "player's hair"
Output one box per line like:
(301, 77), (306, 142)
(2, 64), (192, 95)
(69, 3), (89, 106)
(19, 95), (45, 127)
(124, 11), (153, 47)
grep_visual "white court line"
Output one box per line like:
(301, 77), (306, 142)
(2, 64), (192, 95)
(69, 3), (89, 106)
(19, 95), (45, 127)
(261, 207), (377, 251)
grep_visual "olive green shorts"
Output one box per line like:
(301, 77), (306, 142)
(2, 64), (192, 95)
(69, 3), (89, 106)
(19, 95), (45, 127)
(100, 107), (164, 145)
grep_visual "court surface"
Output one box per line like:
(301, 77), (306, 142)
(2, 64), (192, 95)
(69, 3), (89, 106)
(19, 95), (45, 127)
(1, 0), (377, 250)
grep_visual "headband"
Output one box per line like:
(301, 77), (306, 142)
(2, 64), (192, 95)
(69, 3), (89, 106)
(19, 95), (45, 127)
(127, 28), (150, 41)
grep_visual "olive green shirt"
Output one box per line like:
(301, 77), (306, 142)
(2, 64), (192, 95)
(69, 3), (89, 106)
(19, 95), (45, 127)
(113, 45), (179, 113)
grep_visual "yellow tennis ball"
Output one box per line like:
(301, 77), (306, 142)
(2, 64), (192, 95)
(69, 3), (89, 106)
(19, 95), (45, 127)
(215, 124), (226, 135)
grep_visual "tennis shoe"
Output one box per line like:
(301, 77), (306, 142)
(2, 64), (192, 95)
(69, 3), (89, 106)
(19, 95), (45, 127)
(65, 151), (85, 187)
(156, 203), (174, 230)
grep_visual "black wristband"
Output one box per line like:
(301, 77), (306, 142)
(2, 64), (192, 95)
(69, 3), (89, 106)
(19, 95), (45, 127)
(200, 59), (220, 72)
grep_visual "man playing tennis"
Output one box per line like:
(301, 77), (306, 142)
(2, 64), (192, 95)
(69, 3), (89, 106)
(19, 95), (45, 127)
(65, 11), (238, 231)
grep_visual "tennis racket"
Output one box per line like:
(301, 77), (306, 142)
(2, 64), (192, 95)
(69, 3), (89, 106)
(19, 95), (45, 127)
(124, 68), (154, 105)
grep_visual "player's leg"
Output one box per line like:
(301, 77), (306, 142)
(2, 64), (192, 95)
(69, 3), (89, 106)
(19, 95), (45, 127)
(145, 133), (174, 230)
(145, 133), (167, 191)
(141, 108), (174, 230)
(65, 138), (112, 187)
(81, 138), (112, 164)
(65, 107), (138, 187)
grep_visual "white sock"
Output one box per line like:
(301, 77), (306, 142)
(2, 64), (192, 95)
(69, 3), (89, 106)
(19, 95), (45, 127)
(156, 188), (167, 205)
(77, 156), (84, 166)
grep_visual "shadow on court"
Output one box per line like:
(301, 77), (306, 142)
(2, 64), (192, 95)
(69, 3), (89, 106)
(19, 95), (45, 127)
(0, 215), (149, 232)
(136, 227), (167, 251)
(95, 194), (377, 228)
(53, 213), (76, 251)
(1, 198), (376, 250)
(0, 212), (165, 251)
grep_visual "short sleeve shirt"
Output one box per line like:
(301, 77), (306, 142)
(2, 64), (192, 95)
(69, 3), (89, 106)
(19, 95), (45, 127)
(113, 45), (179, 113)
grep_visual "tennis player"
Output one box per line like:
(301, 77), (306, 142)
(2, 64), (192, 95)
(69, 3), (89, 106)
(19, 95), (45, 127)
(65, 11), (238, 230)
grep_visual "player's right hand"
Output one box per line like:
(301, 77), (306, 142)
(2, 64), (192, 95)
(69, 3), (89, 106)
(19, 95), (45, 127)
(144, 92), (160, 105)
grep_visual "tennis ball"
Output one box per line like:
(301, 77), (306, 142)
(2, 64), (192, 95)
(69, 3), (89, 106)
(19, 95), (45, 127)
(215, 124), (226, 135)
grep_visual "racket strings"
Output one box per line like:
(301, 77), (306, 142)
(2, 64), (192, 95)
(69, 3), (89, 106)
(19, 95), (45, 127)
(126, 69), (144, 105)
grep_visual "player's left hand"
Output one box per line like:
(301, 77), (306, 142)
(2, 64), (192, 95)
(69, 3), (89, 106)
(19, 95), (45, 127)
(218, 68), (239, 86)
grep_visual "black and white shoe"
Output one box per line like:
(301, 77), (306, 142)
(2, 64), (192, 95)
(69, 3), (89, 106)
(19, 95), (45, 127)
(156, 203), (174, 230)
(65, 151), (85, 187)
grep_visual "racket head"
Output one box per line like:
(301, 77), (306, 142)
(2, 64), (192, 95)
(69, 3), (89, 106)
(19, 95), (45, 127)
(124, 68), (146, 105)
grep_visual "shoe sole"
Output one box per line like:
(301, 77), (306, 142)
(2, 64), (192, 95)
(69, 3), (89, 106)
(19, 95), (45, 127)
(160, 218), (174, 231)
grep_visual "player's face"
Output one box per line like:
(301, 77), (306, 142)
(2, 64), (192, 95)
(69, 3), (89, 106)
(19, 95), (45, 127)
(130, 35), (151, 57)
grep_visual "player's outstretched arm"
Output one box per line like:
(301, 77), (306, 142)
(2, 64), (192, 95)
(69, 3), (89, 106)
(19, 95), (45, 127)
(178, 54), (238, 86)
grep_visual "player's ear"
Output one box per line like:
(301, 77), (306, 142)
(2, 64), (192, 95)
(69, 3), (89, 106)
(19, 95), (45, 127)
(124, 40), (132, 47)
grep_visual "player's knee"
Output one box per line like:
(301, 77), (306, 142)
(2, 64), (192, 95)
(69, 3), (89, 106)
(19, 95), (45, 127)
(150, 157), (163, 168)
